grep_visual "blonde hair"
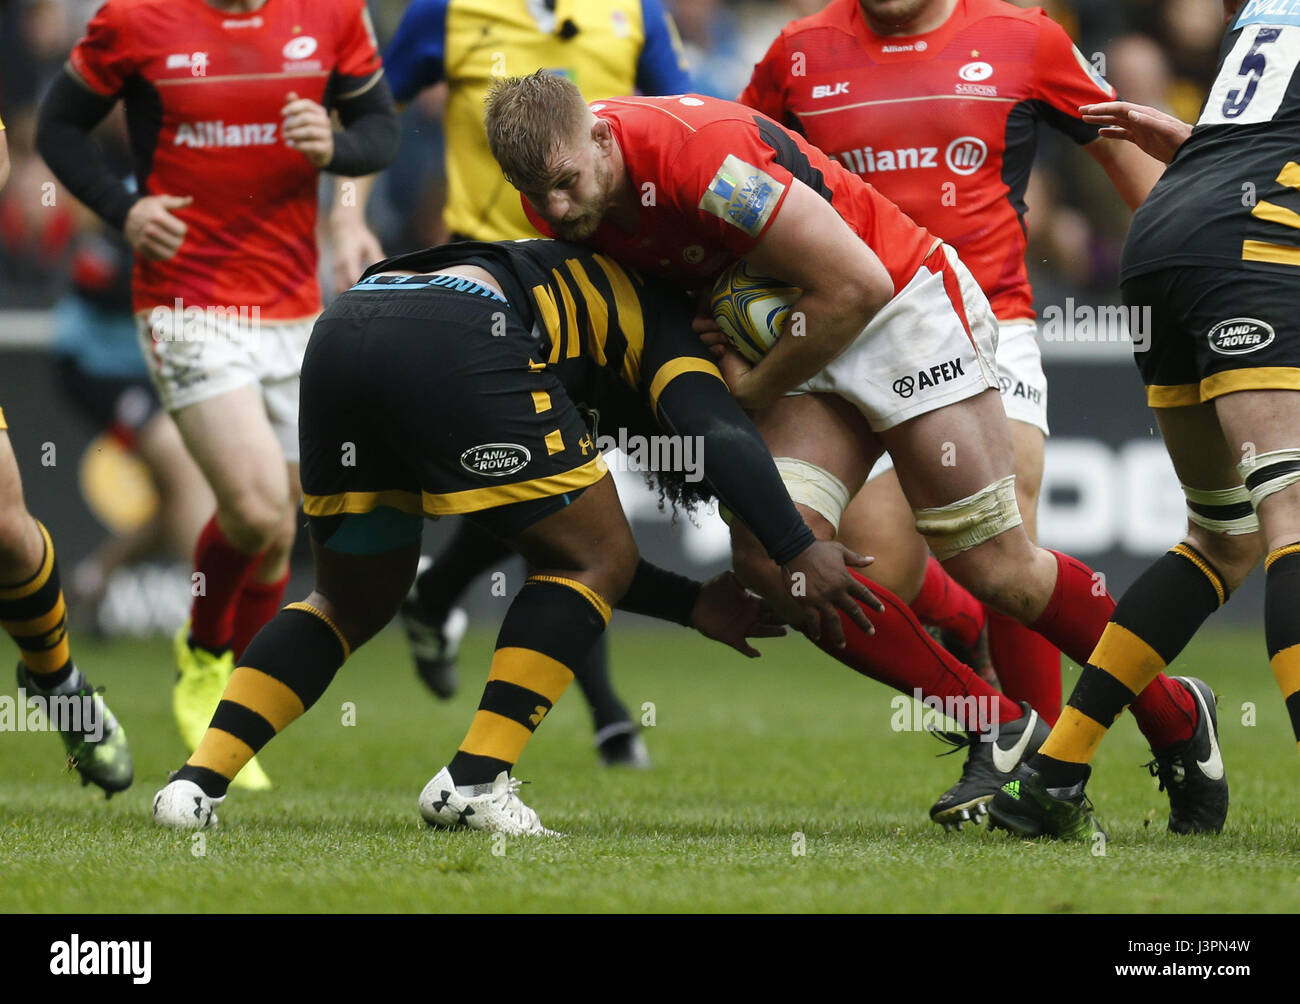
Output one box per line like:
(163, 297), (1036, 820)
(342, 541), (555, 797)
(484, 70), (590, 190)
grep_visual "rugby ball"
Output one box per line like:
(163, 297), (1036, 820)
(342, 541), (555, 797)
(710, 260), (801, 364)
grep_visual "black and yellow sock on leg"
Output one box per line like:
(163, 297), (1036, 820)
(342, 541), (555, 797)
(1032, 544), (1227, 787)
(1265, 545), (1300, 751)
(449, 576), (610, 787)
(176, 602), (350, 797)
(0, 521), (73, 687)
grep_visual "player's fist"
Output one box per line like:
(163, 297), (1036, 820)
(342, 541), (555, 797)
(124, 194), (192, 260)
(282, 91), (334, 169)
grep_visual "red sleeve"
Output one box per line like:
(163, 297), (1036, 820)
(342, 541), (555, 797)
(335, 0), (383, 79)
(738, 34), (788, 121)
(67, 2), (136, 98)
(522, 198), (555, 237)
(1030, 12), (1116, 144)
(670, 119), (795, 256)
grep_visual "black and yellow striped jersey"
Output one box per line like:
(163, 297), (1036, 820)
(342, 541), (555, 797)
(362, 238), (722, 416)
(1124, 2), (1300, 279)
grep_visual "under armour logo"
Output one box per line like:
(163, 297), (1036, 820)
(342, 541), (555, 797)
(432, 790), (452, 813)
(192, 796), (205, 820)
(893, 375), (915, 398)
(528, 705), (548, 727)
(457, 806), (476, 825)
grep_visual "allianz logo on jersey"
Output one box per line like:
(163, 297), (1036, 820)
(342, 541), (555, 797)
(835, 136), (988, 176)
(174, 120), (279, 148)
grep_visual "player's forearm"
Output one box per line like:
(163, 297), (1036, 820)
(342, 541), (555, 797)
(36, 71), (136, 229)
(655, 372), (816, 566)
(616, 559), (701, 625)
(331, 174), (378, 223)
(1090, 135), (1167, 210)
(740, 290), (876, 408)
(0, 133), (9, 193)
(326, 76), (399, 177)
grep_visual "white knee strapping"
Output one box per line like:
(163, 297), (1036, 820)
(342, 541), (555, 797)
(1183, 484), (1259, 535)
(1238, 448), (1300, 511)
(773, 457), (852, 533)
(913, 474), (1021, 561)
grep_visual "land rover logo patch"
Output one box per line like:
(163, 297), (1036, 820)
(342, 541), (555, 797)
(461, 443), (530, 476)
(1208, 318), (1274, 355)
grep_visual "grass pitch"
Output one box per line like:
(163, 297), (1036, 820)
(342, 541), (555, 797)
(2, 622), (1298, 913)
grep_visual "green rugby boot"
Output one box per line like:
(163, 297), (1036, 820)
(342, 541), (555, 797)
(17, 661), (133, 797)
(988, 762), (1105, 842)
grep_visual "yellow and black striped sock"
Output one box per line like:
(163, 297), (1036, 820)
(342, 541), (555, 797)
(0, 521), (73, 687)
(175, 602), (350, 797)
(1265, 544), (1300, 751)
(1032, 544), (1227, 787)
(448, 575), (610, 787)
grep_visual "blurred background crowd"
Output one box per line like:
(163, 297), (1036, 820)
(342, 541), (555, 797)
(0, 0), (1230, 312)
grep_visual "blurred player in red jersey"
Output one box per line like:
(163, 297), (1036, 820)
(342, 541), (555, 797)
(484, 72), (1225, 831)
(37, 0), (399, 790)
(739, 0), (1178, 731)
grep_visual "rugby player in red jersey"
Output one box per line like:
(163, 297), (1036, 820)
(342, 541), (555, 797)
(483, 72), (1226, 830)
(736, 0), (1219, 825)
(36, 0), (399, 789)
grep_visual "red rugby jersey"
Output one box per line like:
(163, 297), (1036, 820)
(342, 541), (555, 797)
(741, 0), (1115, 320)
(522, 93), (937, 294)
(69, 0), (382, 318)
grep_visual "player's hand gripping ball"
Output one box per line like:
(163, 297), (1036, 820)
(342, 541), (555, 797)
(710, 261), (801, 364)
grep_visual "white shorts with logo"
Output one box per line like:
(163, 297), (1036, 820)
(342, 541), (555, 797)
(794, 242), (1000, 432)
(866, 316), (1050, 482)
(136, 307), (315, 463)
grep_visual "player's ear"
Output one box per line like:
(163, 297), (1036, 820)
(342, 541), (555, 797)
(592, 117), (613, 151)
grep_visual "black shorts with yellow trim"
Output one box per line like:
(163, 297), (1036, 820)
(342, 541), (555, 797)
(1124, 265), (1300, 408)
(299, 283), (607, 551)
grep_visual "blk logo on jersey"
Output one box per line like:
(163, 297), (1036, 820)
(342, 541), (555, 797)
(165, 51), (209, 76)
(1207, 318), (1275, 355)
(894, 357), (966, 398)
(812, 82), (850, 99)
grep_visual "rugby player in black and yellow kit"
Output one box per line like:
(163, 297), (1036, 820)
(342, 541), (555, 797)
(993, 0), (1300, 840)
(151, 238), (879, 833)
(0, 111), (132, 795)
(331, 0), (692, 768)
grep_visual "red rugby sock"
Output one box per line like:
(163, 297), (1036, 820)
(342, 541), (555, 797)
(231, 569), (291, 659)
(986, 606), (1062, 724)
(820, 570), (1022, 730)
(189, 515), (261, 653)
(910, 556), (984, 649)
(1030, 549), (1195, 747)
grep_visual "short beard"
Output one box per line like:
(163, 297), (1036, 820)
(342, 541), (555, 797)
(553, 213), (603, 241)
(553, 155), (614, 242)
